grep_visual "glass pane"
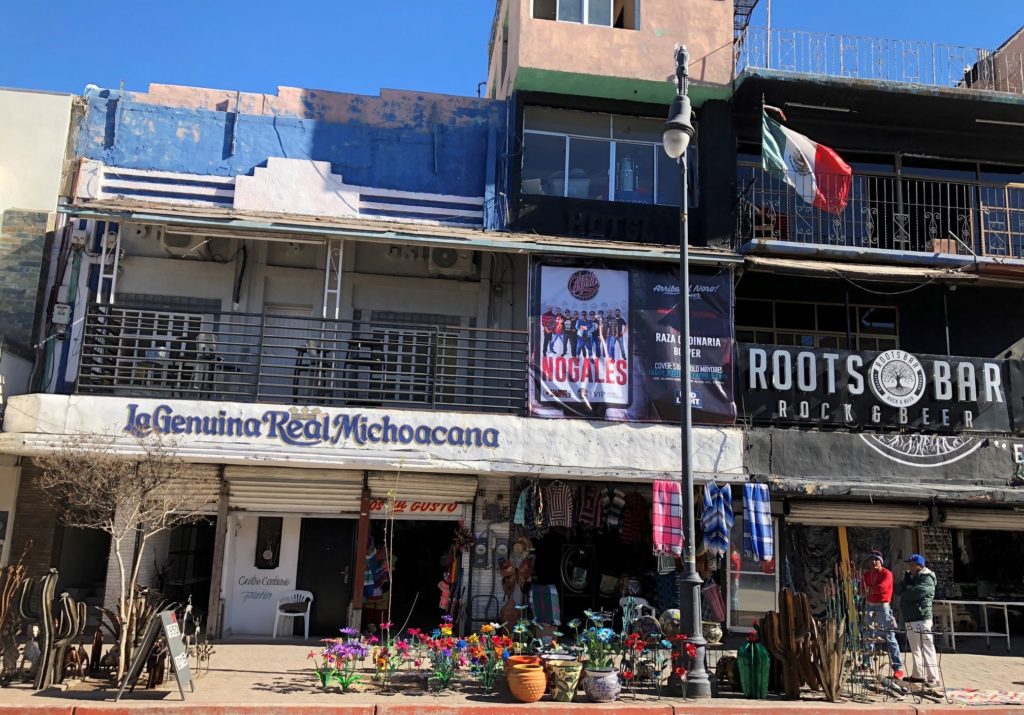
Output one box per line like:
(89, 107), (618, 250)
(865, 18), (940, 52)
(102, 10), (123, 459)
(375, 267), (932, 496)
(736, 329), (756, 343)
(587, 0), (612, 25)
(534, 0), (557, 20)
(567, 138), (610, 200)
(521, 133), (567, 196)
(859, 306), (897, 334)
(729, 573), (778, 628)
(735, 299), (774, 329)
(775, 302), (815, 329)
(657, 152), (682, 206)
(524, 106), (610, 138)
(615, 143), (654, 203)
(816, 304), (847, 332)
(558, 0), (583, 22)
(612, 116), (664, 143)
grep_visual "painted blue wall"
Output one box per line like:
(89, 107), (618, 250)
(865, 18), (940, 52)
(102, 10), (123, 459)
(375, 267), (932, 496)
(75, 89), (508, 203)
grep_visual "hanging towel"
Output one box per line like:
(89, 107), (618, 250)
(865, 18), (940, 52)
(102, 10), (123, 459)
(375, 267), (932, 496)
(513, 488), (528, 526)
(652, 480), (684, 557)
(701, 480), (734, 558)
(530, 583), (561, 625)
(743, 483), (773, 562)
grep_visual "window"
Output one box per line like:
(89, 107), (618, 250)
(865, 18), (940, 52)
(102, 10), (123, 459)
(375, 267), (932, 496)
(533, 0), (636, 28)
(735, 299), (899, 351)
(521, 106), (686, 206)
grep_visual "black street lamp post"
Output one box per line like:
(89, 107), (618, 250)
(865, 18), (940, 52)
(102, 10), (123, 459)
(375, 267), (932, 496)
(662, 43), (711, 700)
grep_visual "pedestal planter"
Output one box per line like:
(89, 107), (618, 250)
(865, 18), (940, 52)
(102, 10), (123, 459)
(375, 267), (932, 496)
(508, 663), (547, 703)
(547, 660), (583, 702)
(583, 667), (621, 702)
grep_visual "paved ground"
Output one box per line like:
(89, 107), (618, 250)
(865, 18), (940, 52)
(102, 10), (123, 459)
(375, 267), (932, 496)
(0, 637), (1021, 713)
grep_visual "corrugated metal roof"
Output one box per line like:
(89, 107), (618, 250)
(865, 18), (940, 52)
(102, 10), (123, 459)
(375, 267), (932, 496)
(61, 199), (744, 266)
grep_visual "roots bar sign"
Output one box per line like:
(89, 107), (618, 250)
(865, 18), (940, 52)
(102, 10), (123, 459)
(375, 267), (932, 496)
(738, 344), (1016, 433)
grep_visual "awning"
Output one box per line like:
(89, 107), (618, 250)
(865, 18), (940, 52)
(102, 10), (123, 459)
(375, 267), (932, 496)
(937, 507), (1024, 531)
(224, 466), (364, 514)
(61, 200), (743, 267)
(769, 475), (1024, 506)
(744, 254), (979, 284)
(787, 500), (929, 528)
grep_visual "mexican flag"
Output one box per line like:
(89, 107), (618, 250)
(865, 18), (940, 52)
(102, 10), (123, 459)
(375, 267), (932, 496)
(762, 110), (852, 214)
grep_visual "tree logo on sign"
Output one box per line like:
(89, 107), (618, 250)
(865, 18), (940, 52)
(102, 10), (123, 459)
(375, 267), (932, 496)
(869, 350), (927, 408)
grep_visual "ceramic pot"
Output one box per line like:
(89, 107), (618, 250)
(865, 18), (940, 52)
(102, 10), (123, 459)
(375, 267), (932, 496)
(547, 660), (583, 702)
(505, 654), (541, 676)
(583, 667), (621, 702)
(702, 620), (724, 645)
(508, 663), (547, 703)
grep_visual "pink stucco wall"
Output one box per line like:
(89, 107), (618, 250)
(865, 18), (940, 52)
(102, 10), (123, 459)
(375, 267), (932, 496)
(490, 0), (733, 96)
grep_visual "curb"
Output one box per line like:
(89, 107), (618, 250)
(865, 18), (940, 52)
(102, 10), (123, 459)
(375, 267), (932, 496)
(72, 708), (376, 715)
(376, 706), (674, 715)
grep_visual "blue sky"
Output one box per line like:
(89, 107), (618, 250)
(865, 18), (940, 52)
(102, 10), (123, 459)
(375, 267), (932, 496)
(0, 1), (1020, 98)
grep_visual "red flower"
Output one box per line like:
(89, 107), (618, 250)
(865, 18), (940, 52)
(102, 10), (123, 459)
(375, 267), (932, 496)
(623, 670), (635, 681)
(674, 666), (688, 678)
(408, 628), (421, 637)
(685, 643), (697, 660)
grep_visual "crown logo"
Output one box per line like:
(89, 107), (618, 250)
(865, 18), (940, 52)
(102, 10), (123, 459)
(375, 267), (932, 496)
(289, 406), (322, 421)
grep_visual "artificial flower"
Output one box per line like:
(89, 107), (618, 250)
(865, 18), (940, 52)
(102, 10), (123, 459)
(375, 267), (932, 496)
(685, 643), (697, 659)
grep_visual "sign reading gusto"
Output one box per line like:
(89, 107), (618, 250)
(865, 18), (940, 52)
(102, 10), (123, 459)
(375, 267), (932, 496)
(739, 344), (1015, 432)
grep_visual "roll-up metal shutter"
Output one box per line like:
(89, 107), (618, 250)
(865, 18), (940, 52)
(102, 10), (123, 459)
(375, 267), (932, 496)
(179, 464), (222, 508)
(939, 508), (1024, 531)
(224, 466), (363, 514)
(367, 471), (478, 504)
(787, 501), (929, 528)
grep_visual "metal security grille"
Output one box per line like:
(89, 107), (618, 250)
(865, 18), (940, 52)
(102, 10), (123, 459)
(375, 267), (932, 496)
(76, 304), (528, 414)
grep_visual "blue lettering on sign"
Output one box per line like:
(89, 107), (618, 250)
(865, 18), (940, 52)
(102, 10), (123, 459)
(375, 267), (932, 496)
(123, 404), (500, 449)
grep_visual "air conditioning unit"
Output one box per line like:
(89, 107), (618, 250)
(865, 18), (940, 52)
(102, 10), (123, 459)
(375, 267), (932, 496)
(428, 248), (475, 278)
(159, 232), (207, 258)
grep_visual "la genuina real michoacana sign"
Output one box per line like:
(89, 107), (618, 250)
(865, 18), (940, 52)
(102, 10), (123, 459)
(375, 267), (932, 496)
(738, 344), (1023, 433)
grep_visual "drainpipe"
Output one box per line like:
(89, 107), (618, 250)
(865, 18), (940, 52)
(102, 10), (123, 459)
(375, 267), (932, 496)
(351, 475), (372, 631)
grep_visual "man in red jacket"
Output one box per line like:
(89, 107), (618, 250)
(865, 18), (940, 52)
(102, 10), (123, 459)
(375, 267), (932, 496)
(861, 550), (904, 679)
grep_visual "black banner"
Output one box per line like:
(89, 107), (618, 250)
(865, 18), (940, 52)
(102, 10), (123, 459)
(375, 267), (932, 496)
(529, 260), (735, 424)
(738, 344), (1017, 433)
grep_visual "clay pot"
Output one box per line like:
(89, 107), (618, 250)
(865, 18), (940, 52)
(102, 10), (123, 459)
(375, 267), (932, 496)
(702, 620), (724, 645)
(583, 667), (621, 702)
(505, 654), (541, 676)
(547, 660), (583, 702)
(508, 663), (547, 703)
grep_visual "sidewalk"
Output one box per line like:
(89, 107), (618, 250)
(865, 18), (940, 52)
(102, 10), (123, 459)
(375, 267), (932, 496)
(0, 640), (1020, 714)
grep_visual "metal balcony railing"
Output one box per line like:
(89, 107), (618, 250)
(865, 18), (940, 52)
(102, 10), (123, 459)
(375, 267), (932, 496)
(76, 305), (529, 414)
(736, 27), (1024, 95)
(737, 166), (1024, 257)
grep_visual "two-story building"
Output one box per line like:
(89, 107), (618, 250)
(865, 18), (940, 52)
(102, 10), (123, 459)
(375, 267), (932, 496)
(0, 66), (744, 637)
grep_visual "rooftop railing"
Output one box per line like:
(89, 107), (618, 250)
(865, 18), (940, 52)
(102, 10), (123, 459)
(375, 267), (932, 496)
(737, 166), (1024, 257)
(76, 305), (529, 414)
(737, 27), (1024, 95)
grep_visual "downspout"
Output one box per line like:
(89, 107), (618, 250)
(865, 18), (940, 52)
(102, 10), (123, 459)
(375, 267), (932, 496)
(351, 473), (372, 631)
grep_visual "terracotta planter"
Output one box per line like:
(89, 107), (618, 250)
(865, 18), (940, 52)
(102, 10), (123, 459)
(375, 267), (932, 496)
(505, 654), (541, 676)
(583, 667), (621, 702)
(508, 663), (547, 703)
(547, 660), (583, 702)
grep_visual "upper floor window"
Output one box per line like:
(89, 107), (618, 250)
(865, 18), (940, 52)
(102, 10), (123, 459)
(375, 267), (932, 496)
(533, 0), (638, 29)
(735, 298), (898, 351)
(521, 106), (685, 206)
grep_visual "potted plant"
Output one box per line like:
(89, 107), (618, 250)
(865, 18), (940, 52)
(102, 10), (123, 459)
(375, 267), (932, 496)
(577, 611), (622, 702)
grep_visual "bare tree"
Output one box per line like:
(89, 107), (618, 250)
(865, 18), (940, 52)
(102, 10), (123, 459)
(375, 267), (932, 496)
(33, 433), (216, 682)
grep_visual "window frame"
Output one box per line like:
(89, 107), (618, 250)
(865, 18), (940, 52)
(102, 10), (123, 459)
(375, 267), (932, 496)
(521, 110), (690, 207)
(734, 297), (899, 351)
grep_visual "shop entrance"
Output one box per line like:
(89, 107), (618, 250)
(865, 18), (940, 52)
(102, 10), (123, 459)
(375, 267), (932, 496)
(364, 520), (460, 632)
(56, 526), (110, 625)
(295, 518), (356, 636)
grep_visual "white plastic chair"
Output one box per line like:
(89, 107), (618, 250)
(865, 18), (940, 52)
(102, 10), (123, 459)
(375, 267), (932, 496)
(273, 590), (313, 639)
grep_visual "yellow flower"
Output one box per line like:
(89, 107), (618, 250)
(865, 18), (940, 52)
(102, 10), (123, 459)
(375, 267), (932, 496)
(467, 633), (480, 645)
(480, 623), (495, 635)
(440, 624), (453, 636)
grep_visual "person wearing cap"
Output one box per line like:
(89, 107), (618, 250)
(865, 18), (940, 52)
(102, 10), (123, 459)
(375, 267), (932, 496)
(860, 550), (904, 678)
(898, 553), (940, 687)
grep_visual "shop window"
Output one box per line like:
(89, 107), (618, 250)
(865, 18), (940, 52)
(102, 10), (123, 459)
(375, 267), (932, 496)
(533, 0), (637, 29)
(521, 107), (688, 206)
(727, 515), (779, 631)
(735, 298), (900, 351)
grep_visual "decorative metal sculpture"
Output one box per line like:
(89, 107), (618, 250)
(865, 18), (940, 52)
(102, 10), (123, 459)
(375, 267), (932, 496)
(17, 569), (87, 690)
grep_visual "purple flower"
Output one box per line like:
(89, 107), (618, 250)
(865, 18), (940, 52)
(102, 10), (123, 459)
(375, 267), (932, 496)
(339, 627), (358, 637)
(442, 614), (454, 623)
(441, 648), (452, 657)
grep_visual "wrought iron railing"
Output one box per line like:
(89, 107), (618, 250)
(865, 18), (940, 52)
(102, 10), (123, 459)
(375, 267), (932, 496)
(737, 27), (1024, 95)
(76, 305), (529, 414)
(737, 166), (1024, 257)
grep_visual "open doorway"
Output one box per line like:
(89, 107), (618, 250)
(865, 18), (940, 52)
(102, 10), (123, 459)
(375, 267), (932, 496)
(56, 526), (111, 626)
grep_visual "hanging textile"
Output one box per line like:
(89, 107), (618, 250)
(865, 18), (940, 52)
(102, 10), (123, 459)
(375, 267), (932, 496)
(743, 482), (774, 562)
(577, 485), (605, 527)
(701, 480), (734, 558)
(602, 487), (626, 528)
(652, 480), (684, 557)
(544, 481), (574, 528)
(530, 583), (561, 625)
(513, 488), (528, 526)
(620, 492), (649, 544)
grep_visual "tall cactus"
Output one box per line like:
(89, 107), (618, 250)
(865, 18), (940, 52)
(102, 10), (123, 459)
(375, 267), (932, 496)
(759, 588), (818, 698)
(737, 637), (770, 699)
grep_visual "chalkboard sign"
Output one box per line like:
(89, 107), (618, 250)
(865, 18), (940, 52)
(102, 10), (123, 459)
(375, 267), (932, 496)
(115, 610), (195, 701)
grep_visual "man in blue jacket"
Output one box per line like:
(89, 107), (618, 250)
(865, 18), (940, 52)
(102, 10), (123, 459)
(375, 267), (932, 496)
(897, 553), (941, 687)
